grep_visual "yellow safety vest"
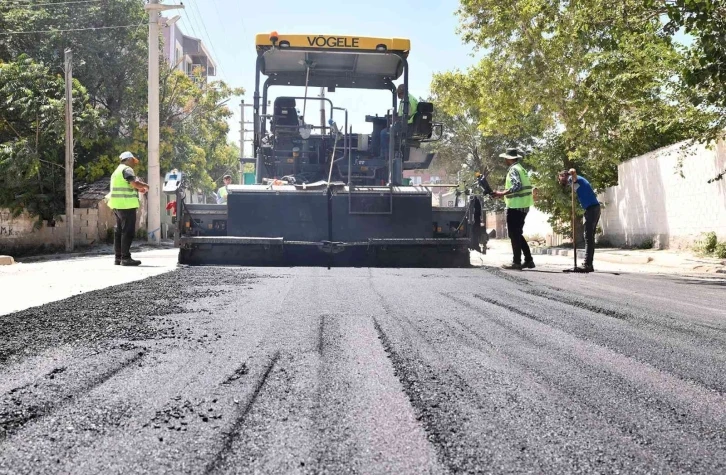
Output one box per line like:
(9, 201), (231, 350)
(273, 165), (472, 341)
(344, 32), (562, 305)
(504, 162), (534, 209)
(108, 164), (139, 210)
(398, 93), (418, 124)
(218, 186), (228, 203)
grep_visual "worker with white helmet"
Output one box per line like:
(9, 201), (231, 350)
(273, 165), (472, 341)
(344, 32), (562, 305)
(217, 174), (232, 204)
(107, 151), (149, 266)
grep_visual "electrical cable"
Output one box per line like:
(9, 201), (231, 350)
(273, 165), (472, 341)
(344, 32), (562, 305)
(0, 23), (142, 35)
(0, 0), (103, 7)
(184, 0), (224, 78)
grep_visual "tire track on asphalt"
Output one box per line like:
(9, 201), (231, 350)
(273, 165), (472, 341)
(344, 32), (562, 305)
(0, 350), (145, 441)
(368, 273), (609, 473)
(374, 301), (674, 474)
(522, 287), (726, 336)
(471, 291), (726, 395)
(440, 292), (726, 473)
(367, 270), (448, 359)
(317, 314), (326, 357)
(204, 350), (281, 474)
(372, 317), (467, 475)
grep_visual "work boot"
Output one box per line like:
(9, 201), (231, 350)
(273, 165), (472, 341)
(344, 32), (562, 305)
(580, 263), (594, 273)
(522, 260), (536, 269)
(120, 257), (141, 267)
(114, 257), (121, 265)
(501, 262), (523, 270)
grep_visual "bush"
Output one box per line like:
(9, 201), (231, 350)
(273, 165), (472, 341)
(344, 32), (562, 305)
(637, 238), (654, 250)
(595, 236), (613, 248)
(704, 232), (718, 254)
(693, 231), (726, 258)
(694, 231), (718, 255)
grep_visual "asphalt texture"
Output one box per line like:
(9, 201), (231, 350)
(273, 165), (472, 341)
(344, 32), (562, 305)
(0, 265), (724, 474)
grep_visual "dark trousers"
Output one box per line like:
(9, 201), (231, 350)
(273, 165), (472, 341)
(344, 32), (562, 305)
(114, 208), (137, 259)
(506, 208), (532, 265)
(584, 205), (601, 266)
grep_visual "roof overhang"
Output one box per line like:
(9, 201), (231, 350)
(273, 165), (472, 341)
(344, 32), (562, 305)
(256, 34), (410, 90)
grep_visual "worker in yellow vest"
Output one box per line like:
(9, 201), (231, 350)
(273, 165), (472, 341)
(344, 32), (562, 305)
(396, 84), (418, 125)
(217, 174), (232, 204)
(107, 151), (149, 266)
(492, 148), (536, 270)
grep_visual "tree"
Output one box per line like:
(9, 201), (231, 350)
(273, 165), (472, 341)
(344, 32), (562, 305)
(77, 67), (244, 194)
(0, 1), (245, 219)
(648, 0), (726, 181)
(0, 0), (148, 137)
(432, 0), (715, 229)
(0, 56), (100, 222)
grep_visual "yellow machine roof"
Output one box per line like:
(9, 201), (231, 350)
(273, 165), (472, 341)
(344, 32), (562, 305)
(255, 33), (410, 90)
(255, 34), (410, 53)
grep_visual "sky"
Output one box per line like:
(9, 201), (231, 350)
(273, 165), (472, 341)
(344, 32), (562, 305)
(166, 0), (480, 156)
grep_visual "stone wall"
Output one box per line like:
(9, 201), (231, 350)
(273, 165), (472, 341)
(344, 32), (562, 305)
(598, 138), (726, 249)
(0, 195), (148, 256)
(0, 208), (104, 256)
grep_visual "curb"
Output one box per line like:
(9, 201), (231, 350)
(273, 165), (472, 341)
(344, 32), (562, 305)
(531, 247), (652, 265)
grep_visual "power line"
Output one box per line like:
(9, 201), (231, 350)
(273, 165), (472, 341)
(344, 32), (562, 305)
(185, 0), (224, 78)
(0, 0), (103, 6)
(0, 22), (143, 35)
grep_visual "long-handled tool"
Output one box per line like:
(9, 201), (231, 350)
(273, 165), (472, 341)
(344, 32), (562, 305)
(564, 174), (584, 273)
(571, 178), (577, 269)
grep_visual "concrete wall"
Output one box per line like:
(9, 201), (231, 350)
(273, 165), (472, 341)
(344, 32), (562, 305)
(598, 139), (726, 249)
(486, 207), (563, 245)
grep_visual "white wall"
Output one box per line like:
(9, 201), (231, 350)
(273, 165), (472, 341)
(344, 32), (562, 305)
(523, 206), (556, 240)
(598, 138), (726, 249)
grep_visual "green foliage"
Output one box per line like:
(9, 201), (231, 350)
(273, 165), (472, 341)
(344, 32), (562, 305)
(692, 231), (726, 257)
(431, 0), (716, 227)
(0, 1), (244, 219)
(703, 231), (718, 254)
(0, 55), (100, 221)
(637, 238), (655, 250)
(648, 0), (726, 180)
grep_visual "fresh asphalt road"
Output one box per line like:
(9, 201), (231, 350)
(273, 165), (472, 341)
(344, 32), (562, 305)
(0, 264), (724, 474)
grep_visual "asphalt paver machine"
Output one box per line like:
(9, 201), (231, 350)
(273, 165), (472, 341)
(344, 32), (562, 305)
(175, 33), (481, 266)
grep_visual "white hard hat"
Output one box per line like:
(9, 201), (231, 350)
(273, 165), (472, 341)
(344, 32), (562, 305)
(119, 151), (136, 161)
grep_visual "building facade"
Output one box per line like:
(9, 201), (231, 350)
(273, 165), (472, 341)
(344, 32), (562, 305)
(161, 19), (217, 82)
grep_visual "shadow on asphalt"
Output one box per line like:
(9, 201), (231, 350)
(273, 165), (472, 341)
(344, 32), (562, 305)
(671, 277), (726, 287)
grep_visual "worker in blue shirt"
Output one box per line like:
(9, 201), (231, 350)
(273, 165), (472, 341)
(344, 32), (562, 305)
(559, 168), (601, 272)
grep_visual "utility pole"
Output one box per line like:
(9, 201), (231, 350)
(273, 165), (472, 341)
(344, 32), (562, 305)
(64, 49), (74, 252)
(145, 0), (183, 243)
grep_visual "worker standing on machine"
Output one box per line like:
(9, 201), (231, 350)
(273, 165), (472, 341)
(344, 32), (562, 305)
(380, 84), (418, 184)
(107, 151), (149, 266)
(217, 174), (232, 204)
(492, 148), (536, 270)
(397, 84), (418, 124)
(558, 168), (600, 272)
(380, 85), (418, 156)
